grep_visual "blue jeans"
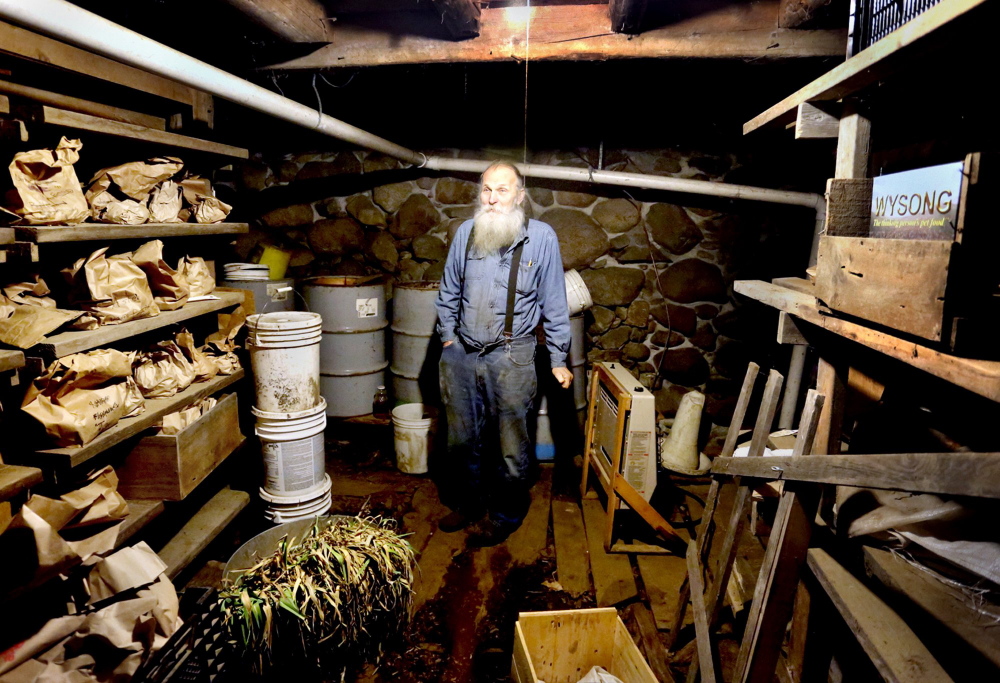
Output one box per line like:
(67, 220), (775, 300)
(439, 336), (537, 529)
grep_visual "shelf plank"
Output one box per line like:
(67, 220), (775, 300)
(0, 78), (165, 130)
(734, 280), (1000, 403)
(15, 222), (249, 243)
(712, 452), (1000, 499)
(743, 0), (990, 134)
(36, 107), (247, 159)
(0, 464), (43, 500)
(159, 486), (249, 579)
(33, 290), (244, 359)
(33, 369), (244, 470)
(116, 498), (166, 546)
(863, 546), (1000, 669)
(552, 499), (593, 598)
(807, 548), (952, 682)
(0, 350), (25, 373)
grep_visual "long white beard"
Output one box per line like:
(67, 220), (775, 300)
(472, 204), (525, 255)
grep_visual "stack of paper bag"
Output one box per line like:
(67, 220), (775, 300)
(5, 137), (89, 225)
(63, 247), (160, 327)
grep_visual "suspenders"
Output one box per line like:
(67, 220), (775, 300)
(462, 224), (526, 340)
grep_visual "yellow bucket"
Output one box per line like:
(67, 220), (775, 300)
(258, 244), (291, 280)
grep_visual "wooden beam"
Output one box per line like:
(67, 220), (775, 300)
(807, 548), (952, 682)
(778, 0), (835, 29)
(745, 0), (990, 134)
(552, 499), (592, 597)
(429, 0), (481, 39)
(794, 102), (840, 139)
(0, 79), (165, 130)
(220, 0), (333, 43)
(734, 279), (1000, 403)
(686, 541), (719, 683)
(0, 21), (213, 126)
(834, 102), (871, 179)
(711, 452), (1000, 499)
(158, 487), (250, 579)
(16, 222), (249, 244)
(777, 312), (808, 345)
(609, 0), (649, 34)
(268, 3), (845, 68)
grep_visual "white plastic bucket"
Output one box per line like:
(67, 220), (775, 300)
(260, 475), (333, 524)
(564, 269), (593, 316)
(248, 312), (322, 412)
(256, 399), (327, 495)
(391, 403), (437, 475)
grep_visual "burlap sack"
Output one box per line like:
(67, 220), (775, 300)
(131, 240), (189, 311)
(63, 247), (160, 326)
(177, 255), (215, 297)
(6, 137), (89, 225)
(132, 340), (196, 398)
(22, 349), (145, 447)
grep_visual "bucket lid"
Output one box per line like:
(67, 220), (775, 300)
(253, 398), (327, 420)
(248, 311), (322, 330)
(260, 474), (332, 504)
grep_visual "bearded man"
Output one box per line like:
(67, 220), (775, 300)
(434, 161), (572, 547)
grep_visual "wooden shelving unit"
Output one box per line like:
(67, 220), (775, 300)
(33, 368), (244, 470)
(15, 222), (249, 243)
(0, 464), (43, 500)
(32, 290), (244, 359)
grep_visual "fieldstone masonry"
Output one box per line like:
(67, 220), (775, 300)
(237, 148), (784, 429)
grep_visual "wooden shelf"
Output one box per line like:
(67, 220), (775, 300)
(0, 349), (25, 373)
(734, 279), (1000, 403)
(0, 241), (39, 264)
(15, 222), (249, 243)
(158, 486), (249, 579)
(743, 0), (990, 134)
(0, 464), (43, 500)
(33, 369), (244, 470)
(31, 290), (244, 359)
(116, 498), (166, 546)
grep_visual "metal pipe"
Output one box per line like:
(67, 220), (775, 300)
(0, 0), (826, 219)
(779, 345), (808, 430)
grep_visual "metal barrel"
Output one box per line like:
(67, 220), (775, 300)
(221, 278), (295, 315)
(302, 276), (388, 418)
(569, 315), (587, 410)
(389, 281), (441, 405)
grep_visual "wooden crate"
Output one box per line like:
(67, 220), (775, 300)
(815, 153), (999, 354)
(116, 392), (244, 501)
(512, 608), (657, 683)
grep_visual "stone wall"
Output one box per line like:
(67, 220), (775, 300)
(235, 148), (808, 429)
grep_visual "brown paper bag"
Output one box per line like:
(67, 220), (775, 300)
(63, 247), (160, 326)
(6, 137), (89, 225)
(177, 255), (215, 297)
(0, 297), (81, 349)
(175, 329), (218, 382)
(179, 174), (232, 223)
(147, 180), (182, 223)
(194, 196), (232, 224)
(132, 340), (195, 398)
(22, 350), (146, 447)
(102, 198), (150, 225)
(4, 275), (56, 308)
(87, 157), (183, 202)
(201, 306), (246, 375)
(131, 240), (189, 311)
(159, 396), (216, 435)
(85, 542), (167, 605)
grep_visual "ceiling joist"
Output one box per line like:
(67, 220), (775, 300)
(220, 0), (333, 43)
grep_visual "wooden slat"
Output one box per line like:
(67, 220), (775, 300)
(794, 102), (840, 139)
(158, 486), (249, 579)
(116, 498), (166, 546)
(744, 0), (990, 133)
(0, 21), (208, 115)
(711, 451), (1000, 499)
(686, 541), (719, 683)
(807, 548), (952, 682)
(34, 369), (244, 470)
(624, 601), (678, 683)
(16, 222), (249, 243)
(0, 78), (165, 129)
(36, 107), (248, 159)
(506, 467), (552, 567)
(268, 3), (845, 68)
(0, 350), (25, 374)
(552, 499), (592, 597)
(34, 290), (244, 359)
(734, 279), (1000, 403)
(612, 472), (682, 544)
(834, 105), (871, 179)
(863, 546), (1000, 669)
(581, 497), (638, 607)
(0, 464), (43, 500)
(815, 236), (952, 341)
(637, 554), (688, 631)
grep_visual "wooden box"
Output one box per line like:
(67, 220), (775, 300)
(815, 153), (999, 355)
(512, 608), (657, 683)
(116, 393), (244, 501)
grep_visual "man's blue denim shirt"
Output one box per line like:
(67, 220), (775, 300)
(435, 218), (572, 368)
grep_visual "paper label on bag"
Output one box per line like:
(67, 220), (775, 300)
(356, 297), (378, 318)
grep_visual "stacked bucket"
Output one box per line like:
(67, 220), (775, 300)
(247, 310), (331, 524)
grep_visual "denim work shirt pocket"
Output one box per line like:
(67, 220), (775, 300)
(465, 255), (486, 280)
(515, 261), (535, 295)
(506, 342), (536, 367)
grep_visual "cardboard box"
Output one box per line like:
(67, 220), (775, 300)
(116, 392), (243, 500)
(512, 608), (657, 683)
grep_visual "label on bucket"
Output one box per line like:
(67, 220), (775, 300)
(266, 283), (289, 301)
(262, 433), (325, 492)
(356, 297), (378, 318)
